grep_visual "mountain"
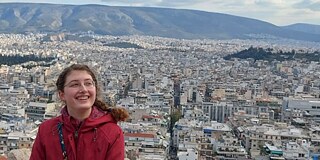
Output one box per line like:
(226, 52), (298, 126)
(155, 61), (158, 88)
(0, 3), (320, 41)
(282, 23), (320, 35)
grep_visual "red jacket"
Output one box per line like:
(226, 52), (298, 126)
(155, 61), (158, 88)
(30, 106), (125, 160)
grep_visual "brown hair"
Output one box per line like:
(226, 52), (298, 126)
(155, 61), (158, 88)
(56, 64), (129, 122)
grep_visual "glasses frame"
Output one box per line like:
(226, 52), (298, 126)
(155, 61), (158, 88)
(64, 80), (96, 89)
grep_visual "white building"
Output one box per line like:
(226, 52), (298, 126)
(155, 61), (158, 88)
(282, 97), (320, 122)
(25, 102), (56, 121)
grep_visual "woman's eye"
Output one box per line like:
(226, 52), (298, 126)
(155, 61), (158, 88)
(70, 83), (80, 87)
(85, 81), (95, 87)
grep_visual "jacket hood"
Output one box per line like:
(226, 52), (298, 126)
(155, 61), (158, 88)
(58, 106), (116, 133)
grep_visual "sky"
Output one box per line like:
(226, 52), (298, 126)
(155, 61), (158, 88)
(1, 0), (320, 26)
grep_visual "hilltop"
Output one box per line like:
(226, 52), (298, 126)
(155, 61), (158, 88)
(0, 3), (319, 41)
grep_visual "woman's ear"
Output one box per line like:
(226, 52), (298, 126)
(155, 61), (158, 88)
(58, 91), (65, 101)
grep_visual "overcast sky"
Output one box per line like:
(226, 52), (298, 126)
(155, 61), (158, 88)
(1, 0), (320, 26)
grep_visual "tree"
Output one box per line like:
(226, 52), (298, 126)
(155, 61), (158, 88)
(170, 109), (181, 130)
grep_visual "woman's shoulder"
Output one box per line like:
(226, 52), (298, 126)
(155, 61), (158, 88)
(38, 116), (62, 131)
(99, 114), (122, 131)
(98, 120), (123, 141)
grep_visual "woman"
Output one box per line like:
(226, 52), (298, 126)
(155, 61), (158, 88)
(30, 64), (129, 160)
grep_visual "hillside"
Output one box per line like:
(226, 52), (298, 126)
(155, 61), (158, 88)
(0, 3), (319, 41)
(282, 23), (320, 35)
(224, 47), (320, 62)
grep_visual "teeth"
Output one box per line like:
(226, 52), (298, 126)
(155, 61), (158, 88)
(77, 96), (89, 100)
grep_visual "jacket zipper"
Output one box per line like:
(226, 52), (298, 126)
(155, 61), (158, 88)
(74, 122), (82, 139)
(75, 130), (79, 139)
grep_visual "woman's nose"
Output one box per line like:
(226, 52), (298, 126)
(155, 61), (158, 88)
(78, 83), (88, 91)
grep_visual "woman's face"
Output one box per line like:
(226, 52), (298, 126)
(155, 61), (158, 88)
(59, 70), (96, 113)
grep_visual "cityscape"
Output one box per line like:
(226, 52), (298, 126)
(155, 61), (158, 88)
(0, 1), (320, 160)
(0, 32), (320, 160)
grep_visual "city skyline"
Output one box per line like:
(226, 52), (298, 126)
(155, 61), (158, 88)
(0, 0), (319, 26)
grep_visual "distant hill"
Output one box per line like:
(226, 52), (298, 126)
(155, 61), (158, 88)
(0, 3), (320, 41)
(224, 47), (320, 62)
(282, 23), (320, 35)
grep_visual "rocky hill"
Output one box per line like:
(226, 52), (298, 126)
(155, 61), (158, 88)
(0, 3), (319, 41)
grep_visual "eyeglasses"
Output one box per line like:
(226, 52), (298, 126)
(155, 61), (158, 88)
(64, 80), (96, 89)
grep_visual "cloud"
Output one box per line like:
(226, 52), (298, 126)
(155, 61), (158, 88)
(254, 0), (288, 8)
(157, 0), (207, 7)
(293, 0), (320, 11)
(99, 0), (206, 7)
(185, 0), (320, 25)
(99, 0), (156, 6)
(99, 0), (291, 9)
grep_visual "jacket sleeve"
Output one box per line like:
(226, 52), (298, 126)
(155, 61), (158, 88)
(105, 127), (125, 160)
(29, 125), (45, 160)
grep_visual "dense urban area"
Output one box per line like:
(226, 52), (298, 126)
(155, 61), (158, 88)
(1, 32), (320, 160)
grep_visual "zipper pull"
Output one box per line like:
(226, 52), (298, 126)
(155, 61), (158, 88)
(74, 122), (82, 139)
(75, 130), (78, 139)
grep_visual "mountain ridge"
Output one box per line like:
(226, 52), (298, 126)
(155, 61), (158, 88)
(282, 23), (320, 35)
(0, 3), (319, 41)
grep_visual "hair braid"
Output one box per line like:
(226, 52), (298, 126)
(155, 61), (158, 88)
(94, 99), (129, 122)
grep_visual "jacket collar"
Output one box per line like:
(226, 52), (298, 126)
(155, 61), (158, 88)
(59, 106), (115, 132)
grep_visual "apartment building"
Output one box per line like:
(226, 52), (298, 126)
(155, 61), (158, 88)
(25, 101), (56, 121)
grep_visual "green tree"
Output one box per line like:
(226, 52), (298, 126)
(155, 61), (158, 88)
(170, 109), (181, 130)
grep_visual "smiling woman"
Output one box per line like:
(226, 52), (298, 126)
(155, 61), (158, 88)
(30, 64), (129, 160)
(58, 69), (98, 120)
